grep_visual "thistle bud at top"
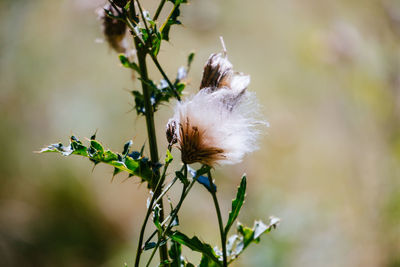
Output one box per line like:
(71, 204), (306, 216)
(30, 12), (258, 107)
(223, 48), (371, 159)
(167, 50), (265, 167)
(200, 53), (233, 90)
(99, 4), (128, 53)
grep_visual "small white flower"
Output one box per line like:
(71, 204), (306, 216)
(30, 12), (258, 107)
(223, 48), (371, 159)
(167, 51), (266, 166)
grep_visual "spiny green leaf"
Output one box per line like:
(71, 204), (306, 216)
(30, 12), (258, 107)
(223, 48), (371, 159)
(103, 150), (118, 162)
(38, 137), (153, 183)
(225, 175), (246, 234)
(170, 231), (221, 266)
(228, 216), (280, 263)
(161, 1), (185, 41)
(90, 140), (104, 154)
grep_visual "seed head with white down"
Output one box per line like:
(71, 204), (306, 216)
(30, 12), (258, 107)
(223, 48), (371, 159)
(166, 50), (266, 167)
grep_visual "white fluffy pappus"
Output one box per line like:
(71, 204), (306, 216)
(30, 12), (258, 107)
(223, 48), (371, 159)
(166, 52), (267, 166)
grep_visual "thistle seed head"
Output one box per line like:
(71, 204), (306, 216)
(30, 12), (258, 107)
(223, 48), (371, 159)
(100, 4), (128, 53)
(167, 49), (265, 167)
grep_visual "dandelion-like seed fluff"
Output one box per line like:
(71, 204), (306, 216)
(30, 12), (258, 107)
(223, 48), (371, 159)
(167, 40), (266, 166)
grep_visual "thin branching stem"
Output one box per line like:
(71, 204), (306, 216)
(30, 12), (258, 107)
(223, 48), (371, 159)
(122, 9), (181, 102)
(134, 156), (170, 267)
(133, 33), (169, 265)
(159, 3), (178, 33)
(135, 0), (154, 46)
(146, 165), (203, 267)
(149, 52), (181, 101)
(153, 0), (166, 21)
(208, 170), (228, 267)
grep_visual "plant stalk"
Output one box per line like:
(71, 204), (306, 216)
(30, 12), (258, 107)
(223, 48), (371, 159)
(134, 36), (169, 266)
(153, 0), (166, 21)
(208, 171), (227, 267)
(146, 165), (204, 267)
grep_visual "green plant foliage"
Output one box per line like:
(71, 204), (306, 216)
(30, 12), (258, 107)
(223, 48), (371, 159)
(161, 0), (188, 41)
(170, 231), (222, 266)
(131, 75), (184, 115)
(199, 255), (219, 267)
(224, 175), (246, 235)
(176, 170), (189, 187)
(39, 136), (153, 183)
(169, 240), (183, 267)
(153, 204), (163, 233)
(227, 217), (280, 263)
(119, 54), (140, 74)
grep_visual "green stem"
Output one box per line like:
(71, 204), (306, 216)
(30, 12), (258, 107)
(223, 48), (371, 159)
(134, 158), (169, 267)
(153, 0), (166, 21)
(146, 165), (202, 267)
(134, 36), (169, 266)
(208, 170), (227, 267)
(123, 13), (181, 102)
(148, 52), (181, 101)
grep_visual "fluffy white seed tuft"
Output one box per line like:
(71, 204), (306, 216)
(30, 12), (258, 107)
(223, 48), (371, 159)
(167, 52), (266, 166)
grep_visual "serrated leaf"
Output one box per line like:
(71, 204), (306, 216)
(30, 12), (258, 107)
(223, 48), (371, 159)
(90, 140), (104, 154)
(229, 216), (280, 262)
(171, 232), (221, 266)
(38, 137), (152, 183)
(224, 175), (246, 234)
(124, 156), (140, 171)
(103, 150), (118, 162)
(161, 3), (183, 41)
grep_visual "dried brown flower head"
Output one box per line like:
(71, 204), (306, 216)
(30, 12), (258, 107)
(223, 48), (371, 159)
(101, 4), (127, 53)
(178, 119), (225, 166)
(200, 53), (233, 90)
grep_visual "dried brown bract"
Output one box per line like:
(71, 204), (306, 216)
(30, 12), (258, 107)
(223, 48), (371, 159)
(178, 119), (225, 166)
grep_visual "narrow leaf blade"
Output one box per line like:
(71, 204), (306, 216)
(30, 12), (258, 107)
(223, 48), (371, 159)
(224, 175), (247, 234)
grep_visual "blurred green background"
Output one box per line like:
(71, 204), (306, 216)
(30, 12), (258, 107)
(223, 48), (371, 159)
(1, 0), (400, 266)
